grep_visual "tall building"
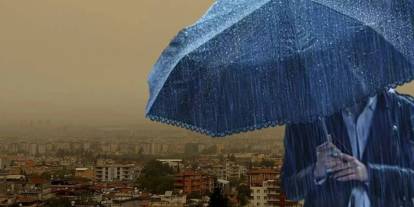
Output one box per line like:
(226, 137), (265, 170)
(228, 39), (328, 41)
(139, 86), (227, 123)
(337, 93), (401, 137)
(184, 143), (200, 155)
(38, 144), (47, 155)
(29, 143), (38, 156)
(95, 164), (136, 182)
(82, 143), (91, 151)
(140, 143), (152, 155)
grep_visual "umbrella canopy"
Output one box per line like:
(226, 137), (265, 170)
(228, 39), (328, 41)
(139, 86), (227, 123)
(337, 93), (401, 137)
(146, 0), (414, 137)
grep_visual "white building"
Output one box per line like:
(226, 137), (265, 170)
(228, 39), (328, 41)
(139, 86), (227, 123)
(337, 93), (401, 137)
(38, 144), (47, 155)
(156, 159), (183, 171)
(29, 143), (38, 156)
(0, 157), (10, 170)
(249, 180), (302, 207)
(95, 164), (136, 182)
(250, 180), (279, 207)
(148, 191), (187, 207)
(159, 191), (186, 206)
(225, 162), (247, 180)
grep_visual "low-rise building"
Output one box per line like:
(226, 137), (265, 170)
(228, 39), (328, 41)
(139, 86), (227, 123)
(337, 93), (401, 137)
(174, 170), (214, 195)
(0, 175), (27, 195)
(0, 158), (10, 170)
(75, 167), (95, 180)
(248, 168), (278, 187)
(153, 191), (187, 207)
(156, 159), (183, 172)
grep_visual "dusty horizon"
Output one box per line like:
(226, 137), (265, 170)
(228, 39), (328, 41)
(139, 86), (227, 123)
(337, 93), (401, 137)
(1, 1), (413, 137)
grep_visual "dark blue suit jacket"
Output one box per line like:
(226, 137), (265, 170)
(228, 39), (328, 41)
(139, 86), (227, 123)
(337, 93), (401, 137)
(281, 91), (414, 207)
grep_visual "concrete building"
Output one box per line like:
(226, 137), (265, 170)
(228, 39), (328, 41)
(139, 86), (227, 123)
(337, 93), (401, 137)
(38, 144), (47, 155)
(0, 175), (27, 194)
(225, 162), (247, 180)
(75, 168), (95, 180)
(174, 170), (214, 195)
(95, 164), (136, 182)
(248, 169), (278, 187)
(157, 191), (187, 207)
(248, 168), (302, 207)
(156, 159), (183, 172)
(29, 143), (38, 156)
(250, 180), (277, 207)
(250, 180), (302, 207)
(0, 157), (11, 170)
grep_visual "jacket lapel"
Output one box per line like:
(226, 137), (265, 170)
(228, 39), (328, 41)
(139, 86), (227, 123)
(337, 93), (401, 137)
(325, 92), (390, 161)
(362, 93), (393, 163)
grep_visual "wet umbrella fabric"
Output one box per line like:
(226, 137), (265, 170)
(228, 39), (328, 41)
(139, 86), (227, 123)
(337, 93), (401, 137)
(146, 0), (414, 137)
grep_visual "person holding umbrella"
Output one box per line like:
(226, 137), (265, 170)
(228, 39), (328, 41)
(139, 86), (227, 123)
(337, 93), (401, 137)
(281, 89), (414, 206)
(146, 1), (414, 206)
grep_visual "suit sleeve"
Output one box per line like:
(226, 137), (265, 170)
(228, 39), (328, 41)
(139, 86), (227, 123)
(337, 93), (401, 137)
(367, 93), (414, 197)
(281, 124), (321, 201)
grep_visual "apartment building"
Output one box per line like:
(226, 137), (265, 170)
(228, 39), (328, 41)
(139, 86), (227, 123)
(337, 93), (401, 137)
(95, 164), (136, 182)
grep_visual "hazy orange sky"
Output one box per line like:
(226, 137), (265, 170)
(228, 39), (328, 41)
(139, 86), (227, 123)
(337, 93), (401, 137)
(1, 1), (413, 130)
(0, 0), (213, 126)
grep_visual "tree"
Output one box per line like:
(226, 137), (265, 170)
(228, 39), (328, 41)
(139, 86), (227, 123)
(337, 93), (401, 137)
(136, 160), (175, 194)
(208, 188), (229, 207)
(52, 167), (73, 179)
(229, 177), (241, 188)
(43, 198), (71, 207)
(259, 159), (275, 168)
(40, 172), (51, 179)
(237, 184), (251, 206)
(188, 191), (202, 199)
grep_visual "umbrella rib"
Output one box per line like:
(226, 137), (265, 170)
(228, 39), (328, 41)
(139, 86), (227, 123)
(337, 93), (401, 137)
(146, 1), (273, 114)
(310, 0), (370, 27)
(310, 0), (413, 60)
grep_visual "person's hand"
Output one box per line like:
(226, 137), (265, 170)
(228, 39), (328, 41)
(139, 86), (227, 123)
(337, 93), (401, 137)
(314, 142), (343, 179)
(332, 153), (368, 182)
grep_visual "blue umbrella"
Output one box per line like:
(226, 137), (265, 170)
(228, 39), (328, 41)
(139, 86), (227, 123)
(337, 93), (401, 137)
(146, 0), (414, 137)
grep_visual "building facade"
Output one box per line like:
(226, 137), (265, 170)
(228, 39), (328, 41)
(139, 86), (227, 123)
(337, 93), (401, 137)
(75, 168), (95, 180)
(248, 169), (278, 187)
(248, 168), (302, 207)
(174, 170), (214, 195)
(95, 164), (135, 182)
